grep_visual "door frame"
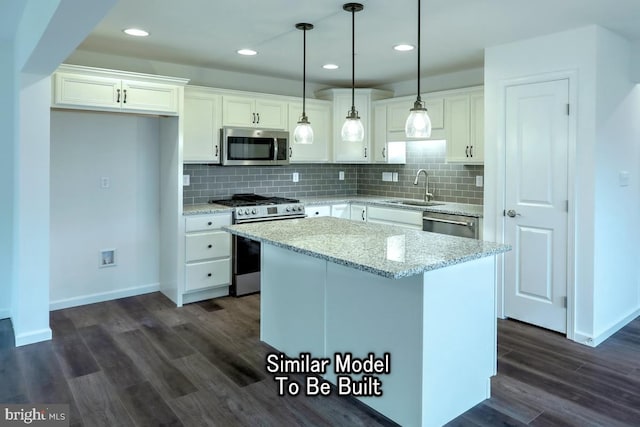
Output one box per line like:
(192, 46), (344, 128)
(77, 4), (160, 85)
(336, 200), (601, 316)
(493, 70), (578, 340)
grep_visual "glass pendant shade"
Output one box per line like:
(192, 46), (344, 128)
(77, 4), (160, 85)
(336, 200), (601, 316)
(405, 102), (432, 138)
(341, 115), (364, 142)
(294, 116), (314, 144)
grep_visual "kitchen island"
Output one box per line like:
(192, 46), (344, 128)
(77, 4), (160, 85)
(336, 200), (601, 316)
(223, 217), (510, 427)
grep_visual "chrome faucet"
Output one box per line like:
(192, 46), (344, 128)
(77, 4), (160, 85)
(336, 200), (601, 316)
(414, 169), (434, 202)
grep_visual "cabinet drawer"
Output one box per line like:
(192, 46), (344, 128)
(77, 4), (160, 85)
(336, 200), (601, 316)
(185, 213), (232, 232)
(367, 206), (423, 229)
(185, 232), (231, 262)
(185, 259), (231, 292)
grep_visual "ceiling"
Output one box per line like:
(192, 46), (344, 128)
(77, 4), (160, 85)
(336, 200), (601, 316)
(77, 0), (640, 88)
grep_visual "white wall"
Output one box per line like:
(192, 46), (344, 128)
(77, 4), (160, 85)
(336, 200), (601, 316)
(592, 30), (640, 340)
(485, 25), (640, 345)
(50, 111), (161, 309)
(386, 67), (484, 97)
(0, 41), (17, 320)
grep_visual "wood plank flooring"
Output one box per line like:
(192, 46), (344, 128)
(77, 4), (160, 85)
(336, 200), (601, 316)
(0, 292), (639, 426)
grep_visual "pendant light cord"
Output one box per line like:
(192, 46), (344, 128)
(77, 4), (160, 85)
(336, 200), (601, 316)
(351, 6), (355, 110)
(416, 0), (422, 104)
(302, 27), (307, 116)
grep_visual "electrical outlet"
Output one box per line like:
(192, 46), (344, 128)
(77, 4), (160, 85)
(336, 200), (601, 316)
(100, 177), (110, 189)
(619, 171), (630, 187)
(382, 172), (393, 182)
(100, 249), (116, 268)
(392, 172), (399, 182)
(475, 176), (483, 187)
(339, 171), (345, 180)
(292, 172), (299, 183)
(183, 174), (190, 186)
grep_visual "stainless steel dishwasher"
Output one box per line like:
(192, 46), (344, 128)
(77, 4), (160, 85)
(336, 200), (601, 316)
(422, 212), (479, 239)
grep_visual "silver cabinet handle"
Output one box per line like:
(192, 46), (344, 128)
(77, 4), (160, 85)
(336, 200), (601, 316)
(382, 147), (386, 158)
(423, 216), (473, 227)
(116, 89), (121, 103)
(470, 145), (473, 157)
(123, 89), (127, 104)
(215, 145), (218, 157)
(361, 210), (365, 221)
(465, 146), (470, 157)
(289, 147), (292, 158)
(364, 147), (367, 158)
(256, 113), (260, 124)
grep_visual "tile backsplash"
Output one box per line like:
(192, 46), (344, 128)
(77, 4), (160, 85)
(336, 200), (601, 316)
(183, 164), (358, 204)
(357, 140), (484, 205)
(183, 140), (483, 205)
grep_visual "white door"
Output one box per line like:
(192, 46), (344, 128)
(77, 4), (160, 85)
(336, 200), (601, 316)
(504, 79), (569, 333)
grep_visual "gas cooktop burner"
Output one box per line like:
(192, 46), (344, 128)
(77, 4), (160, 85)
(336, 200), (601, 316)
(209, 193), (300, 207)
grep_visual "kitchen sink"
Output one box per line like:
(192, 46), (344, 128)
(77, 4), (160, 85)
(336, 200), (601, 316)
(385, 200), (445, 207)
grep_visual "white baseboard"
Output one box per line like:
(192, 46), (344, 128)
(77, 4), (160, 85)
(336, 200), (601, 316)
(181, 286), (229, 305)
(0, 308), (10, 320)
(15, 327), (52, 347)
(573, 307), (640, 347)
(50, 282), (160, 311)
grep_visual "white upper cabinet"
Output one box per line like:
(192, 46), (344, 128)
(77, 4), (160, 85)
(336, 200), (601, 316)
(52, 65), (187, 116)
(445, 89), (484, 164)
(222, 95), (287, 129)
(317, 88), (392, 163)
(183, 87), (222, 163)
(287, 99), (332, 163)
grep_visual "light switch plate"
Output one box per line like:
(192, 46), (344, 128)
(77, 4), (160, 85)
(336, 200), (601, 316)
(292, 172), (299, 183)
(100, 176), (110, 189)
(475, 176), (483, 187)
(392, 172), (399, 182)
(382, 172), (393, 182)
(183, 174), (190, 186)
(339, 171), (345, 180)
(619, 171), (629, 187)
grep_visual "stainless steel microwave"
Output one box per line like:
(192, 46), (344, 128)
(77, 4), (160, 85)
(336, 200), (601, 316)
(221, 127), (289, 166)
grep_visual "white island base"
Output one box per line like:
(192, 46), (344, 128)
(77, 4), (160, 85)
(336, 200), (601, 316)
(261, 244), (497, 427)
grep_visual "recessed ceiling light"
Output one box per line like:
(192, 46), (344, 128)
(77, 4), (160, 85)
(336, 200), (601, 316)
(123, 28), (149, 37)
(237, 49), (258, 56)
(323, 64), (339, 70)
(393, 44), (415, 52)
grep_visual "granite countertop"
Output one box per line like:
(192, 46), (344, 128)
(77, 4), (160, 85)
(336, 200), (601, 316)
(298, 196), (484, 217)
(223, 217), (509, 279)
(184, 196), (483, 217)
(183, 203), (234, 215)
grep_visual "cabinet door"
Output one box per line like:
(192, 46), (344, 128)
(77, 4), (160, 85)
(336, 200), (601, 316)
(183, 93), (222, 163)
(185, 232), (231, 262)
(373, 104), (387, 162)
(334, 93), (370, 162)
(120, 80), (179, 115)
(53, 72), (121, 110)
(185, 259), (231, 292)
(445, 95), (471, 163)
(469, 92), (484, 163)
(288, 100), (331, 163)
(367, 206), (422, 230)
(255, 98), (287, 129)
(387, 98), (444, 133)
(222, 96), (255, 127)
(350, 205), (367, 221)
(331, 204), (350, 219)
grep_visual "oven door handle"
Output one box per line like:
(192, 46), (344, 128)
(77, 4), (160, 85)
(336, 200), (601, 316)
(422, 216), (474, 227)
(236, 214), (307, 224)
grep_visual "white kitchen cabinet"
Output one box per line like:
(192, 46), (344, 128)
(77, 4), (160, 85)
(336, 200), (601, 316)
(373, 104), (406, 164)
(305, 205), (331, 217)
(183, 87), (222, 163)
(222, 95), (287, 129)
(288, 99), (332, 163)
(330, 203), (350, 219)
(316, 88), (392, 163)
(52, 65), (186, 115)
(445, 90), (484, 164)
(367, 206), (423, 230)
(350, 204), (367, 222)
(184, 213), (232, 294)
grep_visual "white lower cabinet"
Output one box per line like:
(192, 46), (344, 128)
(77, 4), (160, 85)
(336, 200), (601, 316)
(184, 213), (232, 295)
(331, 203), (350, 219)
(350, 204), (367, 222)
(366, 206), (423, 230)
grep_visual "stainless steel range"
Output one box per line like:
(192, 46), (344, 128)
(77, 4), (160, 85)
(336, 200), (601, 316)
(210, 194), (306, 296)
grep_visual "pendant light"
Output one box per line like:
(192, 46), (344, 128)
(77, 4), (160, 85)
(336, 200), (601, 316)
(293, 23), (314, 145)
(405, 0), (432, 138)
(341, 2), (364, 143)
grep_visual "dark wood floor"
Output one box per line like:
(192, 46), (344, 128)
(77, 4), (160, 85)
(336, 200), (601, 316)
(1, 293), (639, 426)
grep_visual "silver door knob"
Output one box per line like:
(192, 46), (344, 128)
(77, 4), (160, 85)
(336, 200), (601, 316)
(506, 209), (520, 218)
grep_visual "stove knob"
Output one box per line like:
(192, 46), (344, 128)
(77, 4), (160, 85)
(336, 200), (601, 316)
(286, 206), (291, 212)
(245, 208), (251, 215)
(237, 210), (243, 216)
(252, 208), (257, 214)
(297, 205), (303, 211)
